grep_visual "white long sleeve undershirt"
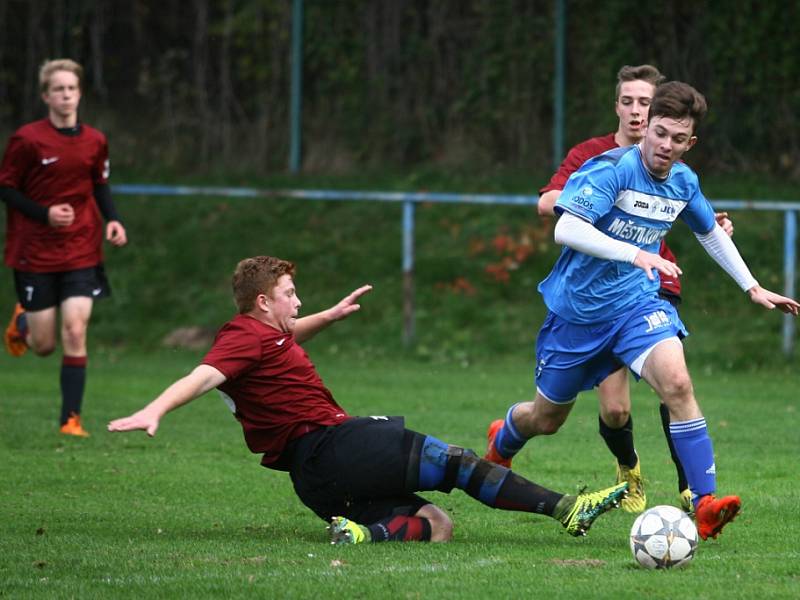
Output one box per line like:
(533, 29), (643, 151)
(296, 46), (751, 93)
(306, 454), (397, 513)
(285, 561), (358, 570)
(554, 212), (639, 263)
(554, 212), (758, 293)
(694, 223), (758, 292)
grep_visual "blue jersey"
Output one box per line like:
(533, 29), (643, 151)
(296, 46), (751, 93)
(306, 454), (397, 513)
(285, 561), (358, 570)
(538, 145), (716, 324)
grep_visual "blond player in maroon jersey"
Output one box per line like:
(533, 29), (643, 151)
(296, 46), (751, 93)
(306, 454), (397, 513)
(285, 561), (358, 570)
(2, 59), (127, 436)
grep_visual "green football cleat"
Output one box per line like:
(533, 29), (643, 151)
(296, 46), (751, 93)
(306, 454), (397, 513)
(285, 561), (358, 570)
(328, 516), (368, 545)
(680, 488), (694, 516)
(616, 456), (646, 513)
(559, 482), (628, 537)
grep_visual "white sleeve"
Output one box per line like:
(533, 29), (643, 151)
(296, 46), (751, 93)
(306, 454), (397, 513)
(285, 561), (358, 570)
(554, 212), (640, 263)
(694, 223), (758, 292)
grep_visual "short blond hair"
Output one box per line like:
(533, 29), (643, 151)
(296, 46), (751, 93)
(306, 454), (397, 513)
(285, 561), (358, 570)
(39, 59), (83, 93)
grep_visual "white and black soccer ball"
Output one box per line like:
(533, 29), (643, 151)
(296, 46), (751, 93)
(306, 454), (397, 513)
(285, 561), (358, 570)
(630, 505), (698, 569)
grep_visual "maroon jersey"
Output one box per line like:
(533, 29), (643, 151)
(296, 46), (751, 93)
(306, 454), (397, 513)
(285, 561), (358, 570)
(0, 119), (109, 272)
(539, 132), (681, 298)
(202, 314), (350, 467)
(539, 133), (618, 195)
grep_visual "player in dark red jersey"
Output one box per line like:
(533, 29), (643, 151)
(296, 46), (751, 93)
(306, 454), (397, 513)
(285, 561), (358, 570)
(108, 256), (628, 544)
(484, 65), (732, 515)
(2, 59), (127, 436)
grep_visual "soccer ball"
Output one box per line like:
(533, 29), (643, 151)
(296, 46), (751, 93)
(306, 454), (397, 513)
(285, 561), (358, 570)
(630, 505), (698, 569)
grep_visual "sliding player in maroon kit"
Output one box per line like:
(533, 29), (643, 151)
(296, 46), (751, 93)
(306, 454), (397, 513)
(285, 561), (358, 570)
(2, 59), (127, 436)
(109, 256), (628, 544)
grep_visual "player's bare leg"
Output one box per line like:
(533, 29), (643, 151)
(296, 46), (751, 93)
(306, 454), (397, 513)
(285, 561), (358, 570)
(25, 307), (58, 356)
(641, 338), (740, 539)
(598, 367), (645, 512)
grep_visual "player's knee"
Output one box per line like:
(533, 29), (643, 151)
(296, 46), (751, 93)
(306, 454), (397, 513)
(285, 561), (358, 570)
(659, 374), (694, 402)
(62, 322), (87, 344)
(423, 505), (453, 542)
(600, 402), (630, 427)
(30, 338), (56, 356)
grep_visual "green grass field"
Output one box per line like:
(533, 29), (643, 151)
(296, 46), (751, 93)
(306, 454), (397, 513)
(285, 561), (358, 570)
(2, 348), (798, 598)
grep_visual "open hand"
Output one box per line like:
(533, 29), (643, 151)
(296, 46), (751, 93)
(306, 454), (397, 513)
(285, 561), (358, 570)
(329, 285), (373, 321)
(633, 250), (682, 281)
(108, 410), (161, 437)
(748, 285), (800, 315)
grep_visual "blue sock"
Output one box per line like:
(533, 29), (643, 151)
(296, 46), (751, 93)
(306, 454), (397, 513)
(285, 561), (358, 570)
(669, 418), (716, 502)
(494, 403), (528, 459)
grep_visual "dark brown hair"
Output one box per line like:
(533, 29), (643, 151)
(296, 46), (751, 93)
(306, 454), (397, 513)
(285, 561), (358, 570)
(648, 81), (708, 133)
(232, 256), (296, 313)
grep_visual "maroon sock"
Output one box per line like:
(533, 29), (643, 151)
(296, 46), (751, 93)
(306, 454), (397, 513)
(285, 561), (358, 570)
(367, 515), (432, 542)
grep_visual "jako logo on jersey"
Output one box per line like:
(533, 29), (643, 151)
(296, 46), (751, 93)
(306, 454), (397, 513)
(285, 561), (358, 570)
(41, 156), (59, 165)
(607, 218), (668, 245)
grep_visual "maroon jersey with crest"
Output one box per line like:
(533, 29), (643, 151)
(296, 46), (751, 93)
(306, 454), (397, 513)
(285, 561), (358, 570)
(0, 119), (109, 272)
(539, 132), (682, 299)
(202, 314), (350, 467)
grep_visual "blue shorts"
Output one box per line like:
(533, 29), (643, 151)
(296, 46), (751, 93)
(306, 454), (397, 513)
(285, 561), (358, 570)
(535, 296), (688, 403)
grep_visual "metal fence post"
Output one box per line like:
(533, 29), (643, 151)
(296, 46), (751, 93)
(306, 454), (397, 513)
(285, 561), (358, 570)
(402, 201), (415, 346)
(783, 210), (797, 356)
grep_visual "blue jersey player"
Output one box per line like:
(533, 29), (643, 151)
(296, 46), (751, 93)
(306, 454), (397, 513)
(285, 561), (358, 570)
(486, 81), (799, 541)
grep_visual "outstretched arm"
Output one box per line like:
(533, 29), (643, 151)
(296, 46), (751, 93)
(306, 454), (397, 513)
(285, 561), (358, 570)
(294, 284), (373, 344)
(695, 223), (799, 315)
(107, 364), (226, 437)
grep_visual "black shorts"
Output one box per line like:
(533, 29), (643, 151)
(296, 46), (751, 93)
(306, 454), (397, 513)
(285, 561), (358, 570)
(286, 416), (430, 524)
(13, 265), (111, 311)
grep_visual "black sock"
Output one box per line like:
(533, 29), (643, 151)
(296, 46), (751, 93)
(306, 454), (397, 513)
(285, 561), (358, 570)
(491, 472), (564, 516)
(598, 415), (637, 468)
(367, 515), (432, 542)
(60, 356), (87, 424)
(659, 403), (689, 492)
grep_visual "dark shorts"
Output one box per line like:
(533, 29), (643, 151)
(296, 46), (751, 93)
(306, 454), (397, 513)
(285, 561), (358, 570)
(285, 416), (429, 524)
(13, 265), (111, 311)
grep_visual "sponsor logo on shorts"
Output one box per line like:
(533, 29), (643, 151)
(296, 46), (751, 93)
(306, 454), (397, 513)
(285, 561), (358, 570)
(41, 156), (59, 165)
(643, 310), (671, 333)
(276, 338), (286, 346)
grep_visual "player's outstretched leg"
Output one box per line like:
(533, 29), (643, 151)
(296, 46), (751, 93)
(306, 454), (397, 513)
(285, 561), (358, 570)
(695, 494), (741, 540)
(4, 303), (28, 357)
(555, 482), (629, 537)
(413, 434), (626, 537)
